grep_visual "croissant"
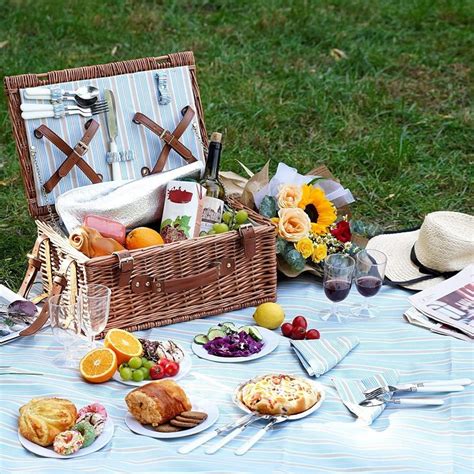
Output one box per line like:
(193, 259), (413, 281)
(125, 380), (192, 426)
(69, 225), (124, 258)
(19, 397), (77, 446)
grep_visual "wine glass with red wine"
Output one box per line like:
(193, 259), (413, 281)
(320, 253), (355, 322)
(352, 249), (387, 318)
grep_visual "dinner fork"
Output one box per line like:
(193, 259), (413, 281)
(21, 101), (108, 120)
(364, 383), (464, 400)
(360, 397), (444, 407)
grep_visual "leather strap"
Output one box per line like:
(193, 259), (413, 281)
(37, 121), (102, 193)
(239, 224), (256, 259)
(133, 108), (198, 174)
(130, 258), (235, 294)
(113, 250), (134, 287)
(19, 257), (74, 336)
(18, 234), (50, 298)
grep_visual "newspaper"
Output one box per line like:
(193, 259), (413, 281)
(404, 306), (472, 342)
(409, 264), (474, 338)
(0, 285), (39, 345)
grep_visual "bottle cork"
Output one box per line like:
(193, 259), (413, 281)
(210, 132), (222, 143)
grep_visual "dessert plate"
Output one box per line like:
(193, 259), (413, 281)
(112, 353), (192, 386)
(233, 374), (326, 420)
(191, 327), (280, 363)
(125, 400), (219, 439)
(18, 417), (114, 459)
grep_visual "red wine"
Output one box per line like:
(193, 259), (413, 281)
(324, 279), (352, 302)
(356, 276), (382, 297)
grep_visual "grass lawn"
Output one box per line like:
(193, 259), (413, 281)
(0, 0), (472, 289)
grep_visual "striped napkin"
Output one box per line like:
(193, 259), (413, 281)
(332, 369), (400, 425)
(290, 336), (360, 377)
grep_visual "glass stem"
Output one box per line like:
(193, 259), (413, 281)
(331, 302), (337, 316)
(362, 297), (370, 310)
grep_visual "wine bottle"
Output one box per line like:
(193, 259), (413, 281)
(199, 132), (226, 233)
(200, 132), (225, 200)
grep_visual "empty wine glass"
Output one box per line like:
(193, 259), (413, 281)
(352, 249), (387, 318)
(49, 295), (82, 368)
(80, 284), (111, 348)
(320, 253), (355, 322)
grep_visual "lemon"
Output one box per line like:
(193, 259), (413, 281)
(253, 302), (285, 329)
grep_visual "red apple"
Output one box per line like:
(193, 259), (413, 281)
(305, 329), (320, 340)
(292, 315), (308, 329)
(281, 323), (293, 338)
(291, 326), (306, 340)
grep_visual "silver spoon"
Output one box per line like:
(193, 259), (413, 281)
(24, 85), (99, 107)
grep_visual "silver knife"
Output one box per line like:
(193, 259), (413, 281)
(104, 89), (120, 180)
(178, 414), (255, 454)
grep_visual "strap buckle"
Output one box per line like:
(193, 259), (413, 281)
(75, 140), (89, 156)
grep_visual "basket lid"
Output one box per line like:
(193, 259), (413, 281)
(4, 52), (208, 219)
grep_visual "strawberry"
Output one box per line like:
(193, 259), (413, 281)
(305, 329), (320, 340)
(281, 323), (293, 338)
(292, 316), (308, 329)
(291, 326), (306, 340)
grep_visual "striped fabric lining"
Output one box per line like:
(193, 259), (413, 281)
(290, 336), (360, 377)
(1, 277), (472, 473)
(20, 66), (205, 206)
(332, 369), (400, 425)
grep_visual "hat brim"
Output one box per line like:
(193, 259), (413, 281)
(367, 230), (445, 291)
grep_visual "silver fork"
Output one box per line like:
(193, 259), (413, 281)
(360, 397), (444, 407)
(21, 101), (108, 120)
(364, 383), (464, 400)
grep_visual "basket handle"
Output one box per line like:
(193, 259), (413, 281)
(18, 234), (50, 298)
(130, 257), (235, 295)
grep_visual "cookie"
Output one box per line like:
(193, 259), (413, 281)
(155, 423), (182, 433)
(175, 415), (201, 423)
(170, 419), (200, 429)
(179, 411), (208, 420)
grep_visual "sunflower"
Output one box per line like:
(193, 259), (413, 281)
(298, 185), (337, 235)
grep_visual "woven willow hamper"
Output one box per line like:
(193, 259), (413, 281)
(4, 52), (277, 336)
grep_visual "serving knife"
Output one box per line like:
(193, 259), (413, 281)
(104, 89), (121, 180)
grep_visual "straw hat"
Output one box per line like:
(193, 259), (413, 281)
(367, 211), (474, 291)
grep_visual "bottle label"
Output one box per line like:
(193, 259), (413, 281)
(200, 196), (224, 233)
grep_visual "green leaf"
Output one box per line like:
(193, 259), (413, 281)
(160, 219), (172, 229)
(259, 195), (278, 218)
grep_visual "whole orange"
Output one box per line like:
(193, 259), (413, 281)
(126, 227), (164, 250)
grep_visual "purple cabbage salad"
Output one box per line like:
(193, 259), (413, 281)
(204, 331), (264, 357)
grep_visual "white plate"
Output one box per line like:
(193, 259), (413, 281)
(233, 374), (326, 420)
(191, 327), (280, 363)
(125, 400), (219, 439)
(18, 417), (114, 459)
(113, 353), (192, 386)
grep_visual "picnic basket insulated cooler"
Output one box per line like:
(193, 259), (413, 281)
(4, 52), (277, 335)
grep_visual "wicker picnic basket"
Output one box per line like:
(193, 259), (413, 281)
(4, 52), (277, 336)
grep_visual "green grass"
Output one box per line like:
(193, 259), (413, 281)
(1, 0), (473, 289)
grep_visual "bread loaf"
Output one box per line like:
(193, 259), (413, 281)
(125, 380), (191, 426)
(19, 398), (77, 446)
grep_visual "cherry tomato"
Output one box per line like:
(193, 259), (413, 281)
(292, 315), (308, 329)
(150, 364), (165, 380)
(158, 358), (170, 368)
(281, 323), (293, 338)
(291, 326), (306, 340)
(305, 329), (320, 340)
(164, 361), (180, 377)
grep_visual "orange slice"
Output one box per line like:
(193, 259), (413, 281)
(80, 348), (117, 384)
(104, 328), (143, 366)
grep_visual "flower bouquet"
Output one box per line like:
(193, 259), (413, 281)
(239, 163), (359, 278)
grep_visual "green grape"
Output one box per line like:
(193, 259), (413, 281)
(143, 360), (155, 369)
(235, 210), (249, 225)
(213, 223), (229, 234)
(132, 370), (145, 382)
(119, 367), (133, 381)
(207, 230), (216, 235)
(141, 357), (148, 365)
(140, 367), (150, 379)
(128, 356), (142, 369)
(222, 211), (233, 224)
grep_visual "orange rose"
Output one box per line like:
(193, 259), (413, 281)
(277, 184), (303, 208)
(277, 208), (311, 242)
